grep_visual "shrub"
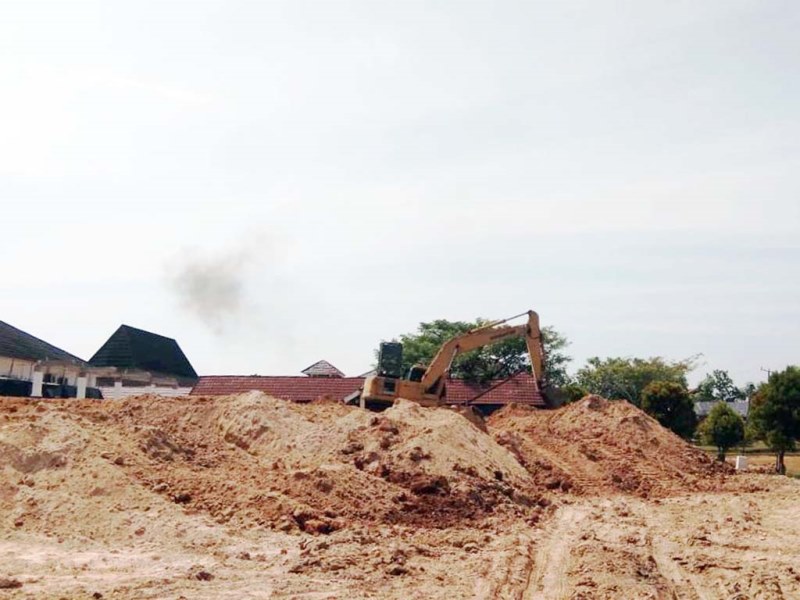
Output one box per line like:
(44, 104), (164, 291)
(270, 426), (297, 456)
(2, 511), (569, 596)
(641, 381), (697, 439)
(698, 402), (744, 461)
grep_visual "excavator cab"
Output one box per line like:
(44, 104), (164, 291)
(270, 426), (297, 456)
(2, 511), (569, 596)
(360, 343), (435, 409)
(377, 342), (404, 378)
(377, 342), (425, 383)
(407, 365), (425, 382)
(376, 342), (427, 383)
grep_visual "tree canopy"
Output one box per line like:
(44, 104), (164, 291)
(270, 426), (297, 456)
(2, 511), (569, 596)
(640, 381), (697, 439)
(694, 369), (747, 403)
(698, 402), (745, 461)
(575, 356), (696, 406)
(748, 366), (800, 474)
(378, 317), (572, 385)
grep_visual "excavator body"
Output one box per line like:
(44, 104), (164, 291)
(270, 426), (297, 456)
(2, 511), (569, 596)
(359, 310), (545, 410)
(360, 375), (442, 408)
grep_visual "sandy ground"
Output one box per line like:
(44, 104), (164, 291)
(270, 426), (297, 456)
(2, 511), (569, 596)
(1, 393), (798, 599)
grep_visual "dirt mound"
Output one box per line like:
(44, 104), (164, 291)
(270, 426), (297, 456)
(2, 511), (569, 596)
(488, 395), (731, 497)
(3, 393), (796, 600)
(0, 399), (201, 549)
(0, 392), (733, 548)
(0, 393), (568, 541)
(121, 393), (558, 531)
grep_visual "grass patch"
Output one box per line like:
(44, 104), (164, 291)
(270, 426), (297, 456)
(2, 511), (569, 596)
(736, 454), (800, 477)
(698, 448), (800, 477)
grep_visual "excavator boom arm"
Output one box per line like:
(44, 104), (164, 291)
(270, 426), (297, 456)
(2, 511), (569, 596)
(419, 310), (543, 392)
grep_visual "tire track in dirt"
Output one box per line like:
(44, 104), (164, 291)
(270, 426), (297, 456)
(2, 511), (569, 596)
(518, 443), (605, 495)
(648, 531), (713, 600)
(523, 504), (591, 600)
(473, 532), (535, 600)
(626, 498), (718, 600)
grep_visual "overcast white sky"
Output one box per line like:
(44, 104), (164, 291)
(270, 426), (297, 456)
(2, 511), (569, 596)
(1, 0), (798, 385)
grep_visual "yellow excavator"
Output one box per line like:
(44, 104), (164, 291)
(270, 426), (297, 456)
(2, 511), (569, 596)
(359, 310), (545, 409)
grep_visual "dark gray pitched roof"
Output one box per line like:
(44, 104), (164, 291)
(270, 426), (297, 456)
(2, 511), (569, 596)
(89, 324), (198, 381)
(0, 321), (87, 365)
(694, 399), (749, 418)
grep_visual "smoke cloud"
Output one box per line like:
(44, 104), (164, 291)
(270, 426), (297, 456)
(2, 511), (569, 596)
(166, 233), (304, 374)
(168, 241), (262, 335)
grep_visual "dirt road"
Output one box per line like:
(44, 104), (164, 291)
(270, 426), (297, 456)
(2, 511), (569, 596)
(524, 504), (591, 599)
(515, 485), (800, 600)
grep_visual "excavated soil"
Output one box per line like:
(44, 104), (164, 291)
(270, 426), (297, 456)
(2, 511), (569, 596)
(1, 393), (798, 599)
(487, 395), (733, 498)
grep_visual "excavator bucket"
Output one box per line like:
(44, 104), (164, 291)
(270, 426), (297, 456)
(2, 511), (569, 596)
(540, 383), (567, 408)
(452, 405), (488, 433)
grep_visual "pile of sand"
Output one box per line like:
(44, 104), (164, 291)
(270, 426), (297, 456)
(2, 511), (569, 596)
(0, 392), (732, 544)
(487, 395), (731, 497)
(0, 393), (791, 600)
(0, 399), (209, 552)
(111, 393), (557, 532)
(0, 393), (557, 540)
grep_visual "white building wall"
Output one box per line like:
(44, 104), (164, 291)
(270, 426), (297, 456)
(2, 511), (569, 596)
(0, 356), (82, 385)
(0, 356), (36, 380)
(1, 354), (187, 399)
(31, 371), (43, 397)
(97, 386), (193, 400)
(40, 366), (82, 386)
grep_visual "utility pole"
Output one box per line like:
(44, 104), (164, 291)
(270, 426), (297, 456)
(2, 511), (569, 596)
(760, 367), (772, 378)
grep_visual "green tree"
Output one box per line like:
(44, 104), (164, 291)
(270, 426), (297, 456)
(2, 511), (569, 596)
(698, 402), (745, 461)
(575, 356), (697, 406)
(560, 383), (589, 404)
(393, 318), (474, 377)
(742, 382), (757, 399)
(378, 318), (572, 385)
(748, 366), (800, 474)
(540, 327), (572, 388)
(640, 381), (698, 439)
(694, 369), (746, 403)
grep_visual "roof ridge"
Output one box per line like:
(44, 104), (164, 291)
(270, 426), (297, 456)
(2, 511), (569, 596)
(119, 324), (177, 342)
(302, 359), (334, 368)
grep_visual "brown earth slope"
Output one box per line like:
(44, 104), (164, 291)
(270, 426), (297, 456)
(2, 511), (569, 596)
(489, 395), (732, 497)
(101, 392), (559, 532)
(1, 393), (796, 599)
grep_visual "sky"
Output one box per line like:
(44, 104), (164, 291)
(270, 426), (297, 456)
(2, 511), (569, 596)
(1, 0), (798, 386)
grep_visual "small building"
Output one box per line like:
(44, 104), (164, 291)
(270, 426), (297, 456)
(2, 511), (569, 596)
(694, 399), (749, 419)
(0, 320), (101, 398)
(301, 359), (346, 378)
(89, 324), (198, 399)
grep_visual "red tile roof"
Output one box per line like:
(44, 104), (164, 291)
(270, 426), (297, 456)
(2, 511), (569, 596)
(191, 372), (545, 407)
(190, 376), (363, 403)
(449, 372), (545, 407)
(444, 380), (490, 403)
